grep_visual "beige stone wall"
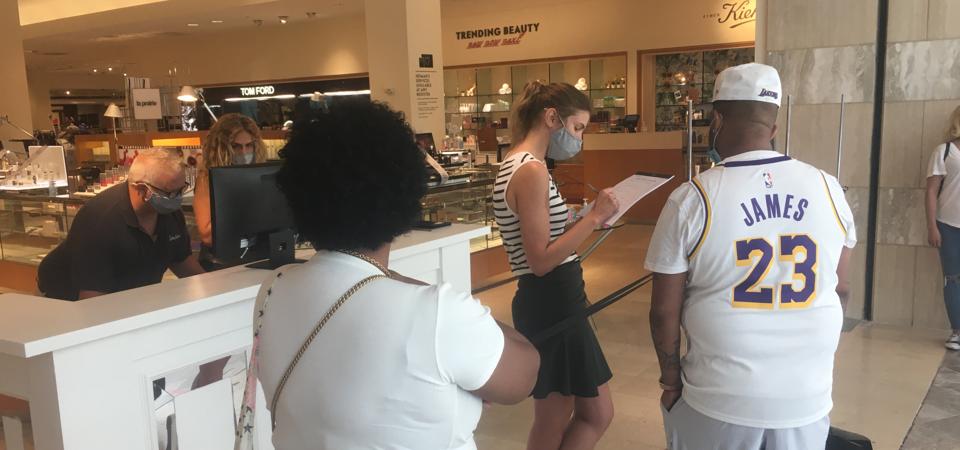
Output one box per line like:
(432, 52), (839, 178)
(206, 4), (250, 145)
(764, 0), (879, 321)
(765, 0), (960, 329)
(875, 0), (960, 329)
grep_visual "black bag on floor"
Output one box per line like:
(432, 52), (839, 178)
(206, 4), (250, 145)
(826, 427), (873, 450)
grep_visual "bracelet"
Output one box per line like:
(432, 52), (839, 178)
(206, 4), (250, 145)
(659, 380), (683, 392)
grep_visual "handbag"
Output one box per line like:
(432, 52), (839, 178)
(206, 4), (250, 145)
(234, 272), (387, 449)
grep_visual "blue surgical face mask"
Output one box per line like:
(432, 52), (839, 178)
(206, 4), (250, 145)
(546, 113), (583, 160)
(707, 117), (724, 164)
(233, 152), (254, 165)
(143, 187), (183, 215)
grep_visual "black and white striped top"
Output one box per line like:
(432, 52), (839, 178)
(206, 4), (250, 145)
(492, 152), (576, 276)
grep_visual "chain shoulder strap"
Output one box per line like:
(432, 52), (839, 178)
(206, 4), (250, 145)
(270, 274), (387, 429)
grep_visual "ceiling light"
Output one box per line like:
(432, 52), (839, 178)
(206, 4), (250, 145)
(211, 19), (224, 24)
(177, 85), (199, 102)
(122, 73), (127, 77)
(187, 23), (200, 27)
(306, 12), (317, 18)
(107, 67), (113, 71)
(323, 89), (372, 97)
(65, 90), (71, 95)
(279, 16), (288, 24)
(253, 19), (263, 26)
(92, 68), (98, 73)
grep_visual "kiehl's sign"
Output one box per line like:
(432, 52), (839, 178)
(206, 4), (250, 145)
(455, 23), (540, 49)
(703, 0), (756, 29)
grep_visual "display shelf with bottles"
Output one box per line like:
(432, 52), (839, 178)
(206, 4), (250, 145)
(653, 47), (754, 132)
(444, 54), (627, 153)
(420, 164), (502, 252)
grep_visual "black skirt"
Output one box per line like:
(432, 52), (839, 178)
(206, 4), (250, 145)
(512, 259), (613, 399)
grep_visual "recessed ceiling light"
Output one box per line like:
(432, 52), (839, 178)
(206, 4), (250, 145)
(253, 19), (263, 26)
(93, 68), (98, 73)
(107, 67), (113, 71)
(66, 91), (71, 95)
(279, 16), (288, 24)
(187, 23), (200, 27)
(122, 73), (127, 77)
(211, 19), (224, 24)
(306, 12), (317, 19)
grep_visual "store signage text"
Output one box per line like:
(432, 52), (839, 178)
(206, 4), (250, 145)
(703, 0), (756, 29)
(135, 100), (157, 107)
(240, 85), (276, 96)
(455, 23), (539, 50)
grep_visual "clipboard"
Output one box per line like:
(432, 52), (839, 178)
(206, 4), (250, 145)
(581, 172), (674, 227)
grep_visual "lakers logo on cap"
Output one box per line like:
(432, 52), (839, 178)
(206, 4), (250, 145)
(759, 88), (779, 100)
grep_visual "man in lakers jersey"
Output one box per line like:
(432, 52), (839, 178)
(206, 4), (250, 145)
(645, 63), (856, 449)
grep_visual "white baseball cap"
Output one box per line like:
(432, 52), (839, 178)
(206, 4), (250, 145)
(712, 63), (782, 107)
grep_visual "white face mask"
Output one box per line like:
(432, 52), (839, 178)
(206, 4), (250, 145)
(232, 153), (255, 165)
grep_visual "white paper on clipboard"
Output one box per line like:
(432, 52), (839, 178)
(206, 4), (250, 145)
(581, 173), (674, 227)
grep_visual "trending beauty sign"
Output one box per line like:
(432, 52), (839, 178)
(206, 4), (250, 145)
(455, 23), (540, 50)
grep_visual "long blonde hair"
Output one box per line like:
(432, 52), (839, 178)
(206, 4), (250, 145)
(949, 105), (960, 141)
(197, 114), (267, 184)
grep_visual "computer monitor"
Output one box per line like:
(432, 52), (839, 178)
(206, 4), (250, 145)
(208, 162), (302, 269)
(620, 114), (640, 132)
(415, 132), (438, 157)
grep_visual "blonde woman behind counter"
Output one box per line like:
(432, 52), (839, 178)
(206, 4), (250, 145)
(193, 113), (268, 270)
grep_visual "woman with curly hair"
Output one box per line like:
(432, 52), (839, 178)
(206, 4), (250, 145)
(193, 113), (268, 269)
(255, 99), (540, 449)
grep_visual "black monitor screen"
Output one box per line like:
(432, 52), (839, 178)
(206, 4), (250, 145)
(415, 132), (438, 157)
(209, 162), (296, 267)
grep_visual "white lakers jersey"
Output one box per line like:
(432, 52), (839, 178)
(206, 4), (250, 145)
(645, 150), (857, 429)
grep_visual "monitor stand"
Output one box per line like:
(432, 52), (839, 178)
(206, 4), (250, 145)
(246, 229), (306, 270)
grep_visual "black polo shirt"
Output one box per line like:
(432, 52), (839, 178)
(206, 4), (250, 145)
(38, 183), (192, 301)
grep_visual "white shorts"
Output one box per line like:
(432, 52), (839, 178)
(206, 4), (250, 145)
(661, 397), (830, 450)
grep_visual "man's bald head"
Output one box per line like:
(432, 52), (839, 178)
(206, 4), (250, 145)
(712, 100), (780, 156)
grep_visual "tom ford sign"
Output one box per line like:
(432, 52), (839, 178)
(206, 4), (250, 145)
(704, 0), (756, 29)
(240, 85), (276, 96)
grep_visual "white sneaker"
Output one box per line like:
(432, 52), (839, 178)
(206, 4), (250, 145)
(947, 333), (960, 351)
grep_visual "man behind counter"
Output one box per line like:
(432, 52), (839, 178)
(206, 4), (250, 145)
(38, 148), (205, 301)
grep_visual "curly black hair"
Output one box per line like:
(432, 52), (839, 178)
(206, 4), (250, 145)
(276, 99), (427, 251)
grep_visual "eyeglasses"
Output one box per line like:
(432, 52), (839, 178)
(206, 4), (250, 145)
(138, 181), (192, 198)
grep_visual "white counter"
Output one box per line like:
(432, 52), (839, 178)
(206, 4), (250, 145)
(0, 223), (488, 450)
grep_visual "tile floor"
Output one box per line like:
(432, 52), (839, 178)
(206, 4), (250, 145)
(473, 225), (950, 450)
(901, 351), (960, 450)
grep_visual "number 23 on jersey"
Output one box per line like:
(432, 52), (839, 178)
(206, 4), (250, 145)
(732, 234), (818, 309)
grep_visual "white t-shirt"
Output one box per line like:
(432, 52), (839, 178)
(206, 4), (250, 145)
(645, 150), (857, 429)
(927, 142), (960, 228)
(257, 251), (505, 450)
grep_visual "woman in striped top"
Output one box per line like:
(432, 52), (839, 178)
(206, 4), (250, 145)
(493, 81), (619, 450)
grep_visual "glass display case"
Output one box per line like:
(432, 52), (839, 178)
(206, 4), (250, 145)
(420, 165), (501, 253)
(0, 192), (201, 266)
(444, 54), (627, 159)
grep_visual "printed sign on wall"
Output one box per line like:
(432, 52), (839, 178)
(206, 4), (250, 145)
(414, 55), (441, 122)
(131, 88), (162, 120)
